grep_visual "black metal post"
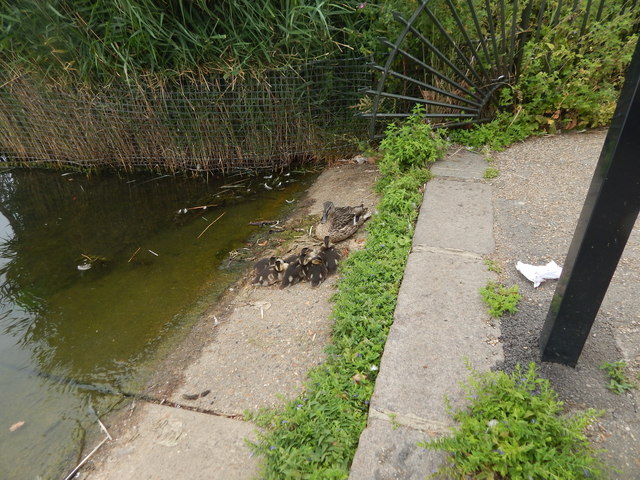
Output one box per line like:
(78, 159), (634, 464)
(540, 38), (640, 367)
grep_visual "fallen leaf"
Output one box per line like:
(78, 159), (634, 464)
(352, 373), (368, 384)
(9, 421), (25, 432)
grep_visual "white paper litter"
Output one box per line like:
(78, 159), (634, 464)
(516, 260), (562, 288)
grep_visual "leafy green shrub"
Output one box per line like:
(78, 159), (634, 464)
(479, 281), (521, 318)
(421, 363), (606, 480)
(377, 105), (449, 178)
(513, 8), (638, 131)
(601, 360), (637, 394)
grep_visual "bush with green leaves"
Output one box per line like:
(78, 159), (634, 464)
(514, 10), (637, 132)
(421, 363), (606, 480)
(377, 105), (449, 187)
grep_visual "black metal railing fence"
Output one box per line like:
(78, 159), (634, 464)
(363, 0), (640, 138)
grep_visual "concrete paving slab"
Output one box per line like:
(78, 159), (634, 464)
(349, 150), (501, 480)
(348, 417), (446, 480)
(87, 403), (259, 480)
(431, 149), (488, 179)
(171, 278), (336, 414)
(413, 179), (494, 254)
(371, 249), (502, 424)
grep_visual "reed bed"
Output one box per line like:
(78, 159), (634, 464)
(0, 58), (371, 173)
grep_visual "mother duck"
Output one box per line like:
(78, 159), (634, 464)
(314, 201), (370, 243)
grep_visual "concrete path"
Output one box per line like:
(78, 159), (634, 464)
(350, 132), (640, 479)
(349, 150), (504, 479)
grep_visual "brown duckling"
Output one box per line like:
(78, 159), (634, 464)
(253, 258), (288, 286)
(253, 256), (276, 274)
(280, 248), (310, 288)
(304, 253), (328, 287)
(318, 235), (341, 274)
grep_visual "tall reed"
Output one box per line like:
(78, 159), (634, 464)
(0, 58), (369, 173)
(0, 0), (382, 85)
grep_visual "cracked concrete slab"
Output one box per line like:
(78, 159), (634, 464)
(86, 403), (259, 480)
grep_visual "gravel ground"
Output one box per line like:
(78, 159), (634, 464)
(490, 129), (640, 477)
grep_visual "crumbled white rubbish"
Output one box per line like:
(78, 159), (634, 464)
(516, 260), (562, 288)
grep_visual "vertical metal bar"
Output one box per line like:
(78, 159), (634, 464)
(499, 0), (507, 64)
(514, 0), (533, 79)
(551, 0), (564, 27)
(580, 0), (594, 36)
(484, 0), (504, 75)
(540, 38), (640, 367)
(506, 0), (519, 78)
(444, 0), (490, 74)
(534, 0), (548, 43)
(595, 0), (605, 21)
(461, 0), (494, 80)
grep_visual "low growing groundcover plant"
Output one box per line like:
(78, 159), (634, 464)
(249, 111), (448, 479)
(421, 363), (607, 479)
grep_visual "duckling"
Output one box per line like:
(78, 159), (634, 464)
(253, 256), (276, 274)
(305, 253), (328, 287)
(280, 248), (310, 288)
(314, 201), (370, 243)
(253, 258), (288, 286)
(252, 256), (275, 285)
(318, 235), (341, 274)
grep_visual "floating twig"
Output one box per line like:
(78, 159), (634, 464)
(197, 212), (226, 239)
(186, 203), (219, 211)
(64, 407), (112, 480)
(128, 247), (141, 263)
(63, 436), (109, 480)
(219, 178), (246, 188)
(148, 249), (159, 256)
(249, 220), (279, 226)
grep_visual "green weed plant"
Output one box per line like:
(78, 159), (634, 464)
(250, 110), (448, 479)
(449, 111), (537, 151)
(422, 363), (606, 480)
(483, 259), (502, 274)
(479, 281), (521, 318)
(483, 167), (500, 179)
(377, 105), (448, 187)
(601, 360), (636, 394)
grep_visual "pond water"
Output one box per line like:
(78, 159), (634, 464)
(0, 168), (315, 479)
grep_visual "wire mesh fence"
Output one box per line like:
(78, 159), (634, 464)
(0, 57), (371, 173)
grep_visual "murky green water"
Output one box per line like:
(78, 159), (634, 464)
(0, 168), (315, 479)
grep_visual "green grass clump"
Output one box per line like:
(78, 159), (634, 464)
(421, 363), (606, 480)
(483, 259), (502, 274)
(483, 167), (499, 179)
(249, 111), (448, 479)
(479, 281), (521, 318)
(449, 111), (537, 152)
(601, 360), (636, 394)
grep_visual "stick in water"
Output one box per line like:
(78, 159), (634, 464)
(197, 212), (226, 239)
(128, 247), (141, 263)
